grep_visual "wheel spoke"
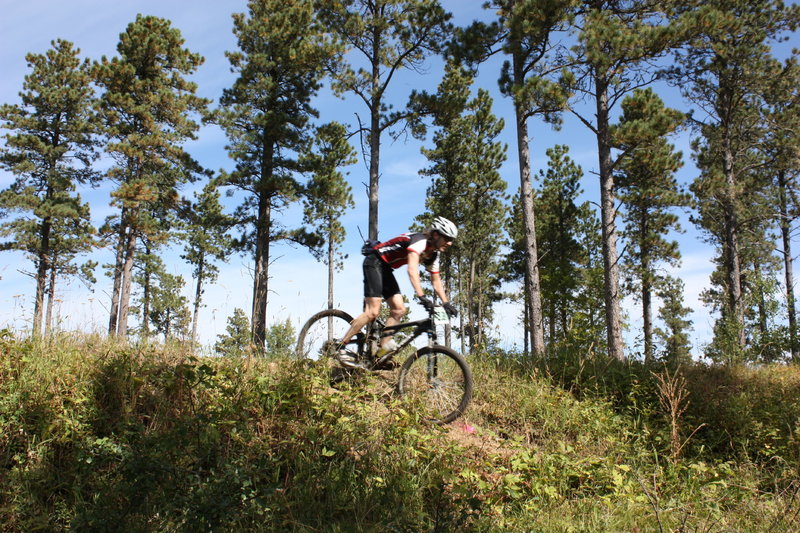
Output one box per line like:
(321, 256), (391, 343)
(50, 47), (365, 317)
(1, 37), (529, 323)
(398, 347), (472, 424)
(296, 310), (356, 359)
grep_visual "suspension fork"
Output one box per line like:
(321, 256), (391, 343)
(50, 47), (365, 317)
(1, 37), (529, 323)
(426, 317), (439, 379)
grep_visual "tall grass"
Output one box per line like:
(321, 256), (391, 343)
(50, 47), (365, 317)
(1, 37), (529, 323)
(1, 330), (799, 531)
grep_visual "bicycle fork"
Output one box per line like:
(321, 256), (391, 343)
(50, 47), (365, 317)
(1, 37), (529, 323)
(425, 327), (440, 382)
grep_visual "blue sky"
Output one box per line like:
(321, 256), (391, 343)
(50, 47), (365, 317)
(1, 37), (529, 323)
(1, 0), (789, 355)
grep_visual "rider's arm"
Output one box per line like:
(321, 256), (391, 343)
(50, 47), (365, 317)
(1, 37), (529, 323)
(430, 271), (449, 304)
(406, 251), (426, 298)
(409, 251), (450, 304)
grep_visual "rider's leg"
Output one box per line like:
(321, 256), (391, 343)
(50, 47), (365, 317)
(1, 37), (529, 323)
(382, 293), (406, 348)
(339, 296), (382, 346)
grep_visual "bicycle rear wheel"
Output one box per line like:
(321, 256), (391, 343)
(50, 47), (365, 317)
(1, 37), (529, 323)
(295, 309), (356, 359)
(397, 345), (473, 424)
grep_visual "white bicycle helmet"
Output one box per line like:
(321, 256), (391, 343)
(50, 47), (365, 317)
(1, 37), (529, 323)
(430, 216), (458, 240)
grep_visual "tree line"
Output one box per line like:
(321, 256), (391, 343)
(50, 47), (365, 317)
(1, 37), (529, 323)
(1, 0), (799, 365)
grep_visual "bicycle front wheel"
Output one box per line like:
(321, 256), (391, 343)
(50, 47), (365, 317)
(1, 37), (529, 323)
(295, 309), (356, 359)
(397, 345), (473, 424)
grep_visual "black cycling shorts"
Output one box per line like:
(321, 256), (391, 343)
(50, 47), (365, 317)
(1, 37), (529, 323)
(363, 254), (401, 299)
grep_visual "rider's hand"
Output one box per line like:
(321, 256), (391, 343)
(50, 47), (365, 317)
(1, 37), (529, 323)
(416, 295), (434, 313)
(443, 302), (458, 318)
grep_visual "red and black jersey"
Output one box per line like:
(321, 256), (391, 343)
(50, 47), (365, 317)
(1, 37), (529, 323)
(372, 233), (440, 274)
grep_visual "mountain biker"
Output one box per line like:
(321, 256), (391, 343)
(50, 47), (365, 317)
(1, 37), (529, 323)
(336, 216), (459, 368)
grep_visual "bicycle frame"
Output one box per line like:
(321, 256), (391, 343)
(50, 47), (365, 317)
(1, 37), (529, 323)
(366, 312), (440, 368)
(296, 304), (472, 423)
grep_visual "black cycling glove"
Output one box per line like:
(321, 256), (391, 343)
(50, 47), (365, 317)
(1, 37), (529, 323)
(443, 302), (458, 318)
(416, 295), (435, 313)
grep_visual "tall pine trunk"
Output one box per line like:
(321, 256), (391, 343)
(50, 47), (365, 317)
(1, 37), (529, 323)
(117, 220), (137, 338)
(641, 212), (654, 363)
(642, 268), (654, 363)
(778, 170), (799, 362)
(141, 245), (152, 338)
(252, 196), (271, 349)
(191, 255), (205, 344)
(45, 257), (56, 337)
(327, 227), (335, 310)
(252, 181), (272, 351)
(754, 262), (768, 334)
(108, 209), (127, 336)
(722, 140), (746, 349)
(512, 50), (546, 359)
(477, 265), (485, 348)
(595, 77), (625, 361)
(468, 258), (476, 353)
(368, 129), (381, 239)
(252, 138), (276, 349)
(32, 216), (51, 338)
(368, 26), (382, 242)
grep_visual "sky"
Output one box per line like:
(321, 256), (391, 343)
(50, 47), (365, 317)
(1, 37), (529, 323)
(0, 0), (791, 356)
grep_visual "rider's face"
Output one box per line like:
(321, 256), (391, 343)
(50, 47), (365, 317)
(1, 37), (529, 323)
(433, 232), (453, 252)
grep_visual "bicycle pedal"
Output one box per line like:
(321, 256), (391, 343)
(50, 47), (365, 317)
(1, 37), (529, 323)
(340, 360), (369, 370)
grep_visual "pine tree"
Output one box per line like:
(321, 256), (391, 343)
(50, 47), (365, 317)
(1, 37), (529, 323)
(462, 89), (509, 352)
(511, 149), (605, 357)
(744, 255), (786, 363)
(301, 122), (357, 311)
(534, 145), (584, 344)
(319, 0), (451, 240)
(458, 0), (577, 357)
(218, 0), (336, 349)
(133, 200), (180, 339)
(734, 158), (785, 363)
(0, 39), (99, 338)
(500, 0), (576, 358)
(567, 0), (699, 361)
(571, 203), (607, 353)
(131, 239), (165, 339)
(502, 191), (531, 355)
(697, 186), (781, 364)
(179, 182), (235, 344)
(413, 61), (477, 351)
(95, 15), (210, 339)
(654, 276), (693, 365)
(265, 318), (296, 358)
(764, 56), (800, 362)
(42, 196), (97, 336)
(614, 88), (688, 362)
(669, 0), (800, 359)
(141, 261), (190, 342)
(417, 62), (509, 353)
(214, 308), (252, 357)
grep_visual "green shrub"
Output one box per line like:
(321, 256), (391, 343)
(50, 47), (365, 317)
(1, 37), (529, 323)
(1, 333), (799, 531)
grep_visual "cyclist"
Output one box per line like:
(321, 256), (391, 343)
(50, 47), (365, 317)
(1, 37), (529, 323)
(336, 216), (459, 368)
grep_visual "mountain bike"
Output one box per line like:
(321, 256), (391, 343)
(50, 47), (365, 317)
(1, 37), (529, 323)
(295, 305), (473, 424)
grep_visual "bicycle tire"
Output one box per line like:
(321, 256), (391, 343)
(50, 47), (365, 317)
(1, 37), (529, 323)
(295, 309), (356, 359)
(396, 345), (473, 424)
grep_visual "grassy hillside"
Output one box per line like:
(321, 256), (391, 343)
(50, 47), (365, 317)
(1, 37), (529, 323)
(1, 330), (799, 532)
